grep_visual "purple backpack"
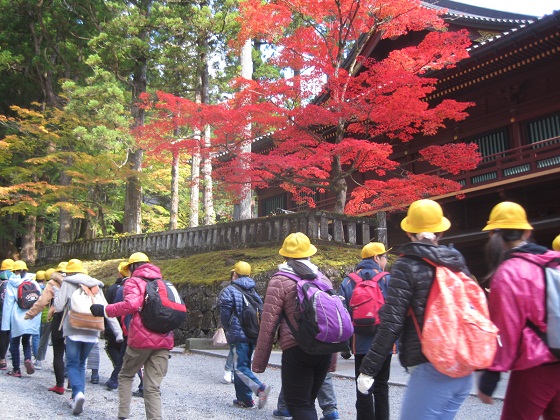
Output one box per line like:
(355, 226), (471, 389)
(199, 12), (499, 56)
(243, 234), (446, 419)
(279, 271), (354, 355)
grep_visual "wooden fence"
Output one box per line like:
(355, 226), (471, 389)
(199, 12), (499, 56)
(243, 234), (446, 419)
(36, 211), (378, 264)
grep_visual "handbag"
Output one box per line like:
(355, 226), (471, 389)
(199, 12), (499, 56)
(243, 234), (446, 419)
(212, 327), (228, 347)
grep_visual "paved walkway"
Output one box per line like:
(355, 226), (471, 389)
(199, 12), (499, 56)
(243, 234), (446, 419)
(192, 348), (510, 400)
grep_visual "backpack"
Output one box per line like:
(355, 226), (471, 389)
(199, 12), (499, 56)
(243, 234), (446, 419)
(513, 255), (560, 359)
(68, 284), (105, 331)
(17, 280), (41, 310)
(348, 271), (389, 335)
(140, 278), (187, 334)
(231, 284), (263, 340)
(279, 271), (354, 355)
(410, 259), (499, 378)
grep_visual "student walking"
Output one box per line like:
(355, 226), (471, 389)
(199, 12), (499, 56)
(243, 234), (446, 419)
(219, 261), (271, 409)
(358, 199), (473, 419)
(1, 260), (41, 377)
(477, 202), (560, 418)
(340, 242), (392, 420)
(54, 258), (122, 415)
(253, 232), (338, 420)
(91, 252), (174, 420)
(0, 258), (14, 371)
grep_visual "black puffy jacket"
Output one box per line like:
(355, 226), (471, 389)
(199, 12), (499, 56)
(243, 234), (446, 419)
(359, 241), (470, 377)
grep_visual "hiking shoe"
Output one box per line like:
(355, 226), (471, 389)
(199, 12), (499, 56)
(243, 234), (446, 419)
(90, 374), (99, 384)
(105, 379), (118, 390)
(320, 411), (340, 420)
(24, 359), (35, 374)
(72, 392), (85, 415)
(273, 409), (293, 419)
(49, 385), (66, 395)
(233, 399), (255, 408)
(257, 384), (271, 409)
(132, 389), (144, 398)
(33, 359), (42, 370)
(7, 369), (22, 377)
(0, 362), (7, 370)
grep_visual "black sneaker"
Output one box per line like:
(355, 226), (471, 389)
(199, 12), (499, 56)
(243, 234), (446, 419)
(233, 399), (255, 408)
(132, 389), (144, 398)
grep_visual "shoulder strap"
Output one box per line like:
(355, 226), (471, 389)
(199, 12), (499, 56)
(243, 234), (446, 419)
(348, 272), (362, 283)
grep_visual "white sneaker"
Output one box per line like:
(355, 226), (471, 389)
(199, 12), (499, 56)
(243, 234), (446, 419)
(33, 359), (42, 370)
(72, 392), (85, 415)
(222, 370), (234, 384)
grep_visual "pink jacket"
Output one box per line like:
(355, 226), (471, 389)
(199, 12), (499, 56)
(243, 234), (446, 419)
(488, 249), (560, 371)
(105, 263), (174, 350)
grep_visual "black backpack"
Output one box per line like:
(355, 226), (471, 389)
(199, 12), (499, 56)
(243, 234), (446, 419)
(140, 278), (187, 334)
(232, 284), (263, 340)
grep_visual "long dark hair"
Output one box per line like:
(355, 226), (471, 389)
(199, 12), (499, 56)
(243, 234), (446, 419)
(286, 259), (317, 280)
(483, 229), (525, 284)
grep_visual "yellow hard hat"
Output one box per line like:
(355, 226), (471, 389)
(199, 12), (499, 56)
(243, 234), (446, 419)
(482, 202), (533, 231)
(552, 234), (560, 252)
(400, 199), (451, 234)
(1, 259), (14, 271)
(56, 261), (68, 272)
(231, 261), (251, 276)
(361, 242), (391, 259)
(35, 270), (46, 281)
(124, 252), (150, 269)
(118, 261), (130, 277)
(45, 268), (56, 281)
(279, 232), (317, 259)
(13, 260), (28, 271)
(65, 259), (87, 274)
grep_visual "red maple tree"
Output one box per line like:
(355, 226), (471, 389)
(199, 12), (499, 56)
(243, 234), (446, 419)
(212, 0), (481, 214)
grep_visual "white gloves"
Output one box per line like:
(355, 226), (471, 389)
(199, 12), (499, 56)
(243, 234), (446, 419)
(357, 373), (374, 394)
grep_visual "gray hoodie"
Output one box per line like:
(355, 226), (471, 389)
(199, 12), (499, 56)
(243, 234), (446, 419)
(54, 273), (122, 340)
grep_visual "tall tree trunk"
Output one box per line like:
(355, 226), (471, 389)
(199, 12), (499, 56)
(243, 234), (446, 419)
(123, 149), (143, 233)
(123, 1), (152, 234)
(169, 148), (180, 230)
(58, 169), (73, 243)
(332, 156), (347, 214)
(235, 38), (253, 220)
(189, 138), (201, 227)
(198, 37), (215, 225)
(20, 215), (36, 263)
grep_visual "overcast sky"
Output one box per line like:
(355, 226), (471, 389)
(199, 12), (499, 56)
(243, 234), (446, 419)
(459, 0), (558, 17)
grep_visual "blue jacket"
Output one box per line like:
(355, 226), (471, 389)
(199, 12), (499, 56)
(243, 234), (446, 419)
(1, 274), (41, 337)
(219, 276), (262, 343)
(340, 259), (390, 355)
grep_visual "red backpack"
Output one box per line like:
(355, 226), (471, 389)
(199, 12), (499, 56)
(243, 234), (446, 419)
(348, 271), (389, 335)
(410, 259), (499, 378)
(17, 280), (40, 310)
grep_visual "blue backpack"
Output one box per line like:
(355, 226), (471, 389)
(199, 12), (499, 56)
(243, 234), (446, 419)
(279, 271), (354, 355)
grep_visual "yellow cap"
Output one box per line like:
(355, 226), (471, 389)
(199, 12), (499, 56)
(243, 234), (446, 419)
(482, 202), (533, 231)
(45, 268), (56, 280)
(13, 260), (28, 271)
(552, 234), (560, 252)
(35, 270), (46, 281)
(118, 261), (130, 277)
(65, 259), (87, 274)
(123, 252), (150, 269)
(1, 259), (14, 271)
(400, 199), (451, 234)
(231, 261), (251, 276)
(56, 261), (68, 272)
(279, 232), (317, 259)
(361, 242), (391, 259)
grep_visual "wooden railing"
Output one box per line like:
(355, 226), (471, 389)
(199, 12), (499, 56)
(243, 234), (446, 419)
(36, 211), (378, 264)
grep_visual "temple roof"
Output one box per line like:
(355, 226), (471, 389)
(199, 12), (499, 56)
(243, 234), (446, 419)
(422, 0), (537, 22)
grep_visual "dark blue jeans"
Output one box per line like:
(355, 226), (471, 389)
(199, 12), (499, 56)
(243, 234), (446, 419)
(10, 334), (32, 371)
(282, 345), (332, 420)
(233, 341), (263, 403)
(355, 353), (392, 420)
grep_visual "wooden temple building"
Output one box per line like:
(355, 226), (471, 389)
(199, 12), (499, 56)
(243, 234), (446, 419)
(255, 1), (560, 276)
